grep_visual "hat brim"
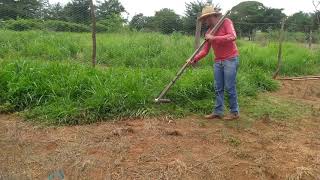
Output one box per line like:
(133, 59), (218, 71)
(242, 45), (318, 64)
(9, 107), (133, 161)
(198, 12), (222, 21)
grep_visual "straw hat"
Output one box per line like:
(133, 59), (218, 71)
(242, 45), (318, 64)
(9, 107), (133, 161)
(198, 5), (222, 21)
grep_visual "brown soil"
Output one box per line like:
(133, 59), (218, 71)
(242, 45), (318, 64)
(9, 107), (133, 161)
(276, 79), (320, 102)
(0, 80), (319, 180)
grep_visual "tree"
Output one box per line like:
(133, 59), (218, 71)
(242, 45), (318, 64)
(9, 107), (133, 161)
(46, 3), (65, 21)
(230, 1), (266, 23)
(129, 13), (148, 31)
(262, 8), (286, 31)
(312, 1), (320, 29)
(313, 0), (320, 24)
(97, 13), (123, 32)
(63, 0), (91, 24)
(183, 0), (206, 34)
(230, 1), (266, 39)
(312, 12), (320, 29)
(141, 16), (158, 31)
(96, 0), (125, 20)
(37, 0), (50, 19)
(95, 0), (126, 31)
(230, 1), (285, 39)
(264, 8), (285, 23)
(0, 0), (41, 20)
(153, 8), (183, 34)
(286, 12), (312, 32)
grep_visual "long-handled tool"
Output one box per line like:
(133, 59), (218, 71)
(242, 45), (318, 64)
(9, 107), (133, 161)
(154, 10), (231, 103)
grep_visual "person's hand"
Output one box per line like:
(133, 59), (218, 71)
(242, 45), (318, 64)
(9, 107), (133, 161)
(205, 34), (215, 41)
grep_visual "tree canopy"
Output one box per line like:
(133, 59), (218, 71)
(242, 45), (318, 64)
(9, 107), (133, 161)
(229, 1), (286, 39)
(96, 0), (125, 20)
(286, 12), (313, 32)
(0, 0), (319, 34)
(0, 0), (41, 20)
(183, 0), (206, 34)
(129, 13), (149, 31)
(153, 8), (183, 34)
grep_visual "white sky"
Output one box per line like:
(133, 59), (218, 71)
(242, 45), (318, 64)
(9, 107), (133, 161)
(49, 0), (316, 18)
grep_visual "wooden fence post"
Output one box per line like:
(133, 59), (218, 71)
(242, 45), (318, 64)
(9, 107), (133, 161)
(90, 0), (97, 68)
(273, 19), (285, 79)
(309, 29), (313, 49)
(195, 18), (202, 50)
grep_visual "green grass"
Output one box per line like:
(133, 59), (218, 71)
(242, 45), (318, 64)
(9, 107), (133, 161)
(1, 30), (319, 75)
(0, 30), (319, 125)
(0, 59), (280, 125)
(219, 95), (315, 129)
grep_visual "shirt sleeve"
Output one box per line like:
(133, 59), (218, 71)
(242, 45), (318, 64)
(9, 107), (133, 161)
(212, 19), (237, 44)
(193, 40), (211, 62)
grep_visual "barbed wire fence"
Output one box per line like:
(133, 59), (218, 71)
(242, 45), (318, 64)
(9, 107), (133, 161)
(0, 1), (319, 73)
(233, 22), (319, 48)
(194, 17), (319, 78)
(233, 20), (319, 78)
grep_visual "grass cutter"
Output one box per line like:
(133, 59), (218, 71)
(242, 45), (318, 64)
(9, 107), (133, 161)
(154, 10), (231, 104)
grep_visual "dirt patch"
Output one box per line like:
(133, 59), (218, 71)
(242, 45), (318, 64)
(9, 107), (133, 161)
(0, 80), (319, 180)
(276, 79), (320, 101)
(1, 116), (319, 179)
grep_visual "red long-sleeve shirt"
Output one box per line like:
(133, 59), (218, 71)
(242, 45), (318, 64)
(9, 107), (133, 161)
(194, 18), (239, 62)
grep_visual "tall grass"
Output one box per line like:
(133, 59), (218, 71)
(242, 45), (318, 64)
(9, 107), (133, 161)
(0, 59), (279, 125)
(0, 30), (319, 125)
(1, 30), (319, 74)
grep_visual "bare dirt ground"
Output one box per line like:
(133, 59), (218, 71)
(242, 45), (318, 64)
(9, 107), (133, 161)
(0, 80), (319, 180)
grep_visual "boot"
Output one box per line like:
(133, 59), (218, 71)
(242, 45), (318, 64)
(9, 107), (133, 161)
(224, 113), (240, 121)
(204, 114), (223, 120)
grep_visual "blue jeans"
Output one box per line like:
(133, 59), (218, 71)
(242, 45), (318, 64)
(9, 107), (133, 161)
(213, 56), (239, 115)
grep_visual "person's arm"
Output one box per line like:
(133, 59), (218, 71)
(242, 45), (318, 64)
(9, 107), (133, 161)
(192, 41), (211, 63)
(211, 19), (237, 44)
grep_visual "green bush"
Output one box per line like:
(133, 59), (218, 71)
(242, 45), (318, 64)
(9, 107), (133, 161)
(255, 31), (303, 43)
(44, 20), (90, 32)
(1, 19), (90, 32)
(254, 31), (320, 43)
(97, 14), (125, 33)
(0, 20), (5, 29)
(5, 19), (42, 31)
(95, 23), (108, 33)
(0, 19), (128, 33)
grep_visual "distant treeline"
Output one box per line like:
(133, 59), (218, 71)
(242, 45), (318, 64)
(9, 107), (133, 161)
(1, 0), (319, 36)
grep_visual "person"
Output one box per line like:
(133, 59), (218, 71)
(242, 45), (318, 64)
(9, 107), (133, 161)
(189, 5), (240, 120)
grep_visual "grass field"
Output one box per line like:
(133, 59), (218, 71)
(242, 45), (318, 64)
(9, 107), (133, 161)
(0, 30), (319, 125)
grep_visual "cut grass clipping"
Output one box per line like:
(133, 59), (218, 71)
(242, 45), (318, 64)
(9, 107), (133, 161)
(0, 30), (319, 125)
